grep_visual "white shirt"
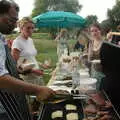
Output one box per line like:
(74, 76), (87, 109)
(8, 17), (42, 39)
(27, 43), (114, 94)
(0, 33), (9, 76)
(12, 35), (39, 69)
(12, 36), (37, 57)
(0, 33), (8, 113)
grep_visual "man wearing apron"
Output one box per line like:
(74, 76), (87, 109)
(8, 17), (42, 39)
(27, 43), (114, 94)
(0, 0), (55, 120)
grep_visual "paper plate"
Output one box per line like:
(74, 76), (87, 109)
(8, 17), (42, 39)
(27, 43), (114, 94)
(80, 78), (97, 85)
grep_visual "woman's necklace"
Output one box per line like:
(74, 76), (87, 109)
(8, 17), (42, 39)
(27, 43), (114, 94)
(93, 39), (102, 51)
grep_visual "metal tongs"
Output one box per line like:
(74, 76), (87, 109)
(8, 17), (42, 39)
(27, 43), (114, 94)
(54, 92), (72, 99)
(43, 92), (72, 104)
(72, 94), (88, 99)
(71, 89), (89, 99)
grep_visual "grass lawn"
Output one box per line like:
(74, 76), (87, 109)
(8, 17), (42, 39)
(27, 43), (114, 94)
(32, 33), (57, 84)
(34, 39), (57, 66)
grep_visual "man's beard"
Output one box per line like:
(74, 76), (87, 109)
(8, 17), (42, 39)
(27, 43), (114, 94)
(0, 23), (14, 34)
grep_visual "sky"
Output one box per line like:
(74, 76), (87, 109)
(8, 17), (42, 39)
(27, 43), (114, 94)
(78, 0), (116, 22)
(14, 0), (116, 22)
(14, 0), (34, 19)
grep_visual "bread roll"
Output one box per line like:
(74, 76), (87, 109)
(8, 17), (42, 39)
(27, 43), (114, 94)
(66, 113), (78, 120)
(51, 110), (63, 119)
(65, 104), (77, 110)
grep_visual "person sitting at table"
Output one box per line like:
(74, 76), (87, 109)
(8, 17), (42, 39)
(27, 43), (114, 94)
(11, 17), (44, 85)
(74, 40), (85, 52)
(74, 29), (90, 52)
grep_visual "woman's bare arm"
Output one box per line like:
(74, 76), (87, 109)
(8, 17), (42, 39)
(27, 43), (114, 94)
(11, 48), (20, 61)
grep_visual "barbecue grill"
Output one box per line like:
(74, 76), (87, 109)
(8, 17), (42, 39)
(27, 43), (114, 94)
(38, 99), (84, 120)
(37, 91), (120, 120)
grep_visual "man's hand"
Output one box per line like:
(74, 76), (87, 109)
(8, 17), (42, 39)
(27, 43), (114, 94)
(36, 86), (56, 101)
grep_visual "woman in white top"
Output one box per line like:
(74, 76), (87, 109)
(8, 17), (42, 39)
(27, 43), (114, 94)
(11, 17), (44, 85)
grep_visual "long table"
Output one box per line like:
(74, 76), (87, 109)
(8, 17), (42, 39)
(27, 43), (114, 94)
(44, 65), (120, 120)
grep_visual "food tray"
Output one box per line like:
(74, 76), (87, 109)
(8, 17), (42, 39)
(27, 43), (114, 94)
(38, 99), (84, 120)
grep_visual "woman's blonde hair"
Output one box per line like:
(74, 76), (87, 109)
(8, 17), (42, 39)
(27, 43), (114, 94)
(17, 17), (34, 28)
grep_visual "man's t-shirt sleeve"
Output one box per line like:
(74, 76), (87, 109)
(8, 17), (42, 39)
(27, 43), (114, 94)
(0, 41), (9, 76)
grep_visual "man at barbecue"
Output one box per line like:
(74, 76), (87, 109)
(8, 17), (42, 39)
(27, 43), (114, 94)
(0, 0), (55, 120)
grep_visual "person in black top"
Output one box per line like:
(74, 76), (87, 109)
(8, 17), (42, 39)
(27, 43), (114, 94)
(100, 41), (120, 115)
(74, 40), (85, 51)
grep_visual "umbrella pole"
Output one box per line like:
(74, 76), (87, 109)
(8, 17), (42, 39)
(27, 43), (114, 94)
(58, 27), (60, 34)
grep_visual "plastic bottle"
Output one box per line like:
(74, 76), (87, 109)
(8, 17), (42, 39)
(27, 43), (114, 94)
(72, 67), (80, 89)
(64, 48), (68, 56)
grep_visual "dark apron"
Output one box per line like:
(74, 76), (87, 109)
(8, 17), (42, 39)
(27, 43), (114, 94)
(0, 45), (31, 120)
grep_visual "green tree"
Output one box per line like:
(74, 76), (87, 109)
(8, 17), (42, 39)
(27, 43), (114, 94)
(31, 0), (82, 17)
(85, 15), (98, 27)
(106, 0), (120, 30)
(101, 19), (112, 34)
(31, 0), (48, 17)
(48, 0), (82, 13)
